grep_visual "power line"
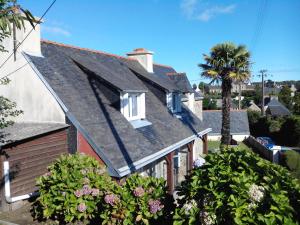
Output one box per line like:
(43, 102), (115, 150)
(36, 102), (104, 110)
(250, 0), (269, 53)
(0, 0), (57, 71)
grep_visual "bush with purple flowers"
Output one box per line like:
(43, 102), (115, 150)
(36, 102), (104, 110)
(33, 153), (115, 223)
(100, 174), (168, 224)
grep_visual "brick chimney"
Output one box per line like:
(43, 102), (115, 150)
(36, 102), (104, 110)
(127, 48), (154, 73)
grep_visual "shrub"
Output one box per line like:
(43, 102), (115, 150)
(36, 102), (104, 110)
(33, 153), (115, 223)
(283, 150), (300, 181)
(173, 147), (300, 225)
(100, 174), (168, 224)
(34, 153), (168, 224)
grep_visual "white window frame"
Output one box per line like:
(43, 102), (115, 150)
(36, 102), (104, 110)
(120, 92), (145, 121)
(167, 92), (181, 113)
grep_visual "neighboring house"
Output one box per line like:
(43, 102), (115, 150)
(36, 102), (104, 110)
(202, 110), (250, 142)
(0, 20), (211, 208)
(209, 82), (255, 94)
(265, 98), (291, 117)
(248, 100), (261, 112)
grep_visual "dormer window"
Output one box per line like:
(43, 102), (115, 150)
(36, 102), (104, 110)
(121, 92), (145, 121)
(167, 92), (181, 113)
(128, 93), (139, 120)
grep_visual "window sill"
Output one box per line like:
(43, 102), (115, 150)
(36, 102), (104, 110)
(130, 119), (152, 129)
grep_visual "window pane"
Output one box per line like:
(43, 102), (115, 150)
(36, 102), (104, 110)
(128, 95), (132, 117)
(172, 94), (177, 111)
(132, 95), (138, 117)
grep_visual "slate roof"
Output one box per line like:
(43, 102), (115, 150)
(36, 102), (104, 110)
(166, 73), (194, 93)
(0, 122), (68, 147)
(26, 40), (209, 177)
(266, 98), (291, 116)
(121, 60), (179, 91)
(202, 110), (250, 135)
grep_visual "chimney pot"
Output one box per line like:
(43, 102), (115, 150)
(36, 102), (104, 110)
(127, 48), (154, 73)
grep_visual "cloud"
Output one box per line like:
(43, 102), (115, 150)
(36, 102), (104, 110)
(197, 4), (236, 21)
(181, 0), (236, 22)
(42, 25), (71, 37)
(181, 0), (198, 18)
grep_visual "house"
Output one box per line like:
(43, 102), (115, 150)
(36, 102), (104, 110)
(0, 19), (211, 208)
(265, 98), (291, 117)
(247, 100), (261, 112)
(208, 82), (255, 94)
(202, 110), (250, 142)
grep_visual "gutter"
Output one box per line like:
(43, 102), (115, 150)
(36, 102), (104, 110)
(117, 128), (212, 177)
(3, 161), (39, 203)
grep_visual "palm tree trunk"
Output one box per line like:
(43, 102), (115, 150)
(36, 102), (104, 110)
(221, 78), (232, 145)
(238, 83), (241, 110)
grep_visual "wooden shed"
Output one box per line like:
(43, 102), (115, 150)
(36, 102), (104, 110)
(0, 122), (69, 210)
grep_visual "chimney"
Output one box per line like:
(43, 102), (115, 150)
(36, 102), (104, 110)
(127, 48), (154, 73)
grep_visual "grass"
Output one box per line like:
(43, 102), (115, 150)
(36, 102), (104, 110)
(208, 140), (253, 153)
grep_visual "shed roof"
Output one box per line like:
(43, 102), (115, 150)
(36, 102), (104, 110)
(0, 122), (68, 147)
(202, 110), (250, 135)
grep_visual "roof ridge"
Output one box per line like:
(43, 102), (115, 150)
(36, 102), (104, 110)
(41, 39), (137, 61)
(153, 63), (173, 68)
(203, 110), (247, 112)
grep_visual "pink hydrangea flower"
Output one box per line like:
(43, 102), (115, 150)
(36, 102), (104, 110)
(104, 194), (119, 206)
(133, 186), (145, 197)
(77, 202), (87, 212)
(91, 188), (100, 196)
(43, 171), (52, 177)
(74, 189), (83, 198)
(82, 185), (92, 195)
(148, 199), (164, 214)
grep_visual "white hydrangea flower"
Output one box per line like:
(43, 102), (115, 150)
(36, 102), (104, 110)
(193, 157), (206, 168)
(200, 211), (216, 225)
(248, 202), (257, 209)
(183, 199), (197, 215)
(248, 184), (265, 203)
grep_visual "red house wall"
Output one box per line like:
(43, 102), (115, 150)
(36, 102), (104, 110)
(77, 131), (104, 165)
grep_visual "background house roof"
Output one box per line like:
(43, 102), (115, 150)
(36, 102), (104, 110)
(0, 122), (68, 147)
(266, 98), (291, 116)
(202, 110), (250, 135)
(27, 41), (208, 176)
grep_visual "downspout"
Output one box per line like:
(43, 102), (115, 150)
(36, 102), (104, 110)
(3, 161), (39, 203)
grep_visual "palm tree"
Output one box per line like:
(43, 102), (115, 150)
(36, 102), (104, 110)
(199, 42), (251, 145)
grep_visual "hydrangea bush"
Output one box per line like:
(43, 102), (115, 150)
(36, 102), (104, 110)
(33, 153), (115, 223)
(173, 147), (300, 225)
(100, 174), (167, 224)
(34, 154), (168, 224)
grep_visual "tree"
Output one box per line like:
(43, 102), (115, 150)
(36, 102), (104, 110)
(0, 0), (34, 130)
(0, 0), (35, 52)
(199, 42), (251, 145)
(198, 81), (209, 94)
(203, 97), (217, 110)
(293, 92), (300, 115)
(279, 85), (292, 110)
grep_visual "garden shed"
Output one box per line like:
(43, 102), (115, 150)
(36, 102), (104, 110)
(0, 122), (69, 211)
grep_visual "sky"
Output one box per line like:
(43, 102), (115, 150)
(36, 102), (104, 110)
(19, 0), (300, 84)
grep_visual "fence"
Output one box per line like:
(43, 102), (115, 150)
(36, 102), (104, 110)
(244, 136), (279, 163)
